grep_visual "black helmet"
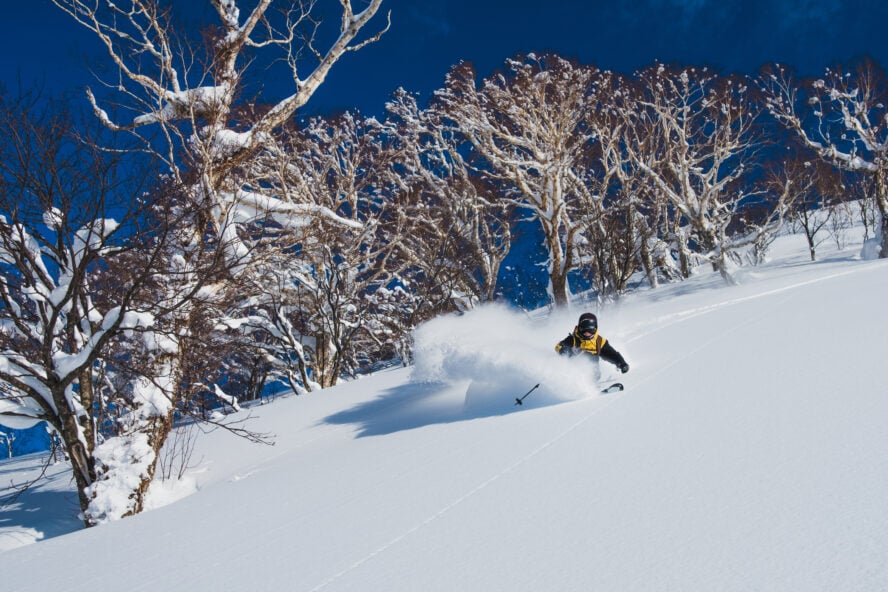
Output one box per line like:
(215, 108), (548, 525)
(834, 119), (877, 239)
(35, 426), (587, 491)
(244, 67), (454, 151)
(577, 313), (597, 339)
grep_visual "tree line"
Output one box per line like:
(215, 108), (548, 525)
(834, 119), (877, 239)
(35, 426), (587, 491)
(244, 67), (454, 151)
(1, 0), (886, 526)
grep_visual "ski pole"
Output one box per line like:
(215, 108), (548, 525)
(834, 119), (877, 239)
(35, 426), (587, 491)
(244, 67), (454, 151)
(514, 383), (540, 406)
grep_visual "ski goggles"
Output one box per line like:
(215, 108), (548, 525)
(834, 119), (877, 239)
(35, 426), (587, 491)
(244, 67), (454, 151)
(578, 321), (597, 338)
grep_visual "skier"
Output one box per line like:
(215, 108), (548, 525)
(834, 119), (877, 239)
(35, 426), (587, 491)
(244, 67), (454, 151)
(555, 312), (629, 381)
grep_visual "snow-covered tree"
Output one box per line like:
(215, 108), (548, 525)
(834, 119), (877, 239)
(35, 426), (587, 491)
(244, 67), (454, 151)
(206, 110), (414, 391)
(762, 60), (888, 258)
(626, 64), (766, 282)
(259, 113), (408, 388)
(434, 55), (608, 307)
(574, 72), (657, 296)
(49, 0), (389, 522)
(0, 96), (175, 523)
(763, 156), (841, 261)
(54, 0), (389, 281)
(386, 88), (514, 310)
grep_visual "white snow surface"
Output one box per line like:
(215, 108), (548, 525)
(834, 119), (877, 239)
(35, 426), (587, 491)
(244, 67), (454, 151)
(1, 230), (887, 591)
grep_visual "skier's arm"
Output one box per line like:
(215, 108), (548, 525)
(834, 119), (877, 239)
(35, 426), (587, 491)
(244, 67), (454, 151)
(555, 334), (575, 356)
(600, 341), (629, 372)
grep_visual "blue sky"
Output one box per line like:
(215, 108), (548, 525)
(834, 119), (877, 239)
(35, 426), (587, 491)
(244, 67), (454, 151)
(3, 0), (887, 117)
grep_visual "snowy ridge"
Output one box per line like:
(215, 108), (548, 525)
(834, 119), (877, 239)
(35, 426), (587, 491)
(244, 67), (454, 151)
(1, 230), (887, 592)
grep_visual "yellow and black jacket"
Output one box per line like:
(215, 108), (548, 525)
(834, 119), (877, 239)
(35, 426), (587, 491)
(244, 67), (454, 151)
(555, 330), (628, 370)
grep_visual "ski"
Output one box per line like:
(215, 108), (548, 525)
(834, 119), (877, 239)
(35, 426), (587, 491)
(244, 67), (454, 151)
(601, 382), (624, 394)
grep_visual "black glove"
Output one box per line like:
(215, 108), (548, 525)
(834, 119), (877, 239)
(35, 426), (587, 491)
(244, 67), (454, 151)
(619, 363), (629, 374)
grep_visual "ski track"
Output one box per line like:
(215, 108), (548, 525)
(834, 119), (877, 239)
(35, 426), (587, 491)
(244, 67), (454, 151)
(622, 259), (885, 345)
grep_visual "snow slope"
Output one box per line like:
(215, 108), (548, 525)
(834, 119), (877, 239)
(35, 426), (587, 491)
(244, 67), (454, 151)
(1, 230), (887, 591)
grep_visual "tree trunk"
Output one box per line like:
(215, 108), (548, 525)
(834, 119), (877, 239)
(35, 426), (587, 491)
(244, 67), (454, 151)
(77, 369), (97, 450)
(544, 221), (570, 307)
(640, 241), (658, 288)
(806, 233), (817, 261)
(123, 412), (175, 518)
(874, 172), (888, 259)
(296, 352), (313, 392)
(315, 333), (340, 388)
(878, 212), (888, 259)
(50, 389), (97, 525)
(549, 266), (570, 308)
(60, 420), (96, 525)
(636, 210), (659, 289)
(672, 231), (692, 279)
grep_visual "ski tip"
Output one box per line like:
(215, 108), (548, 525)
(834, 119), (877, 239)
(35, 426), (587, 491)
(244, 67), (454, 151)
(601, 382), (625, 394)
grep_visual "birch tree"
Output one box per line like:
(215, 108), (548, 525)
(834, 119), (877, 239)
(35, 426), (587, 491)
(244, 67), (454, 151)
(386, 88), (514, 310)
(53, 0), (389, 273)
(49, 0), (388, 522)
(763, 156), (840, 261)
(263, 113), (407, 388)
(762, 60), (888, 258)
(207, 110), (412, 391)
(627, 64), (765, 282)
(576, 72), (658, 296)
(0, 96), (176, 523)
(435, 55), (607, 307)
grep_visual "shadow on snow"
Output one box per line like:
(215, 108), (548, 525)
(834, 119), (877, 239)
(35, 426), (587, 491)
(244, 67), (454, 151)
(322, 378), (561, 438)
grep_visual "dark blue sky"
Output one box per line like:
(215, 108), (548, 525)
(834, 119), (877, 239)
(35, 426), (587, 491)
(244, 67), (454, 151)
(3, 0), (887, 117)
